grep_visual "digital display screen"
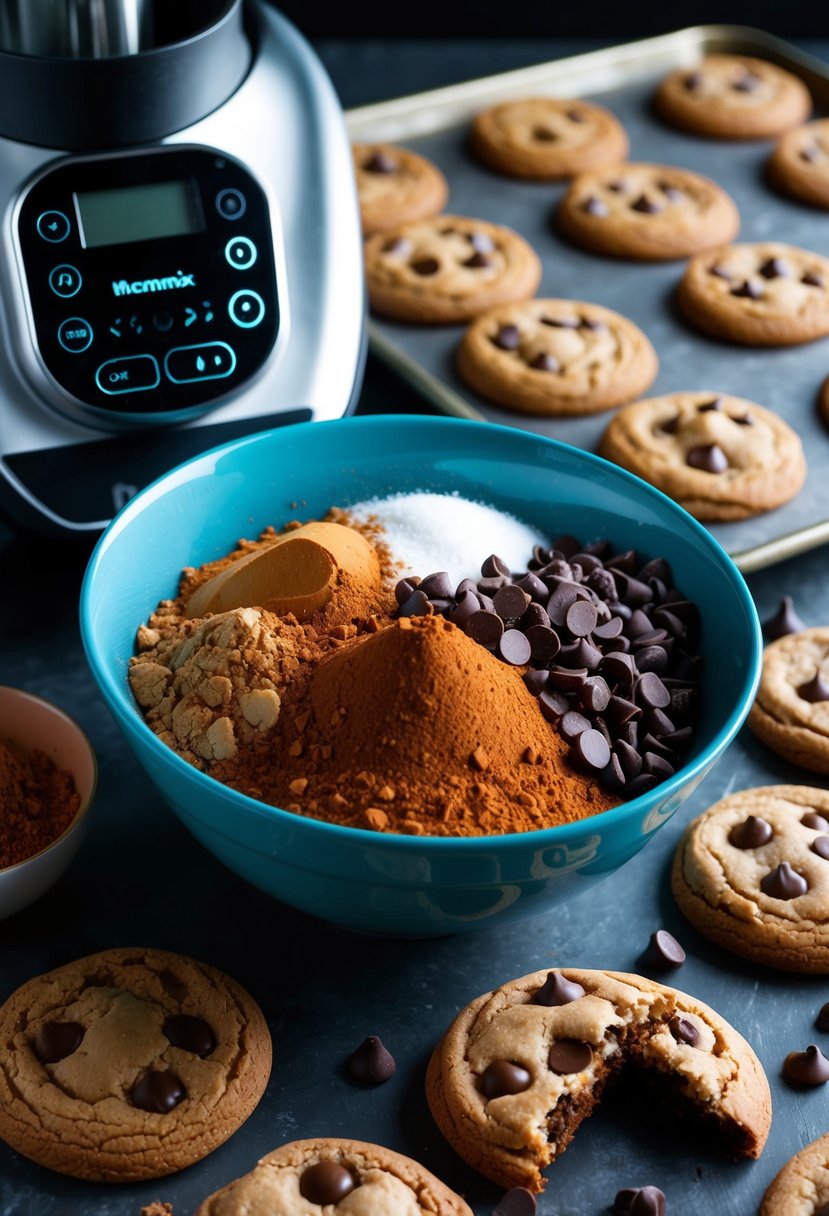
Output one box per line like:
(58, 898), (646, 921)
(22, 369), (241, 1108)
(75, 180), (204, 249)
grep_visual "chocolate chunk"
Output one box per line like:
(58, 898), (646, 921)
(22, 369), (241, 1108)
(499, 629), (532, 666)
(539, 689), (569, 721)
(583, 195), (610, 216)
(493, 323), (521, 350)
(640, 929), (685, 970)
(131, 1071), (186, 1113)
(300, 1162), (358, 1204)
(574, 728), (610, 771)
(730, 279), (762, 299)
(686, 444), (729, 474)
(533, 971), (586, 1006)
(614, 1185), (666, 1215)
(411, 257), (440, 276)
(802, 271), (825, 287)
(480, 1060), (532, 1098)
(760, 862), (808, 899)
(383, 236), (412, 256)
(560, 710), (592, 741)
(783, 1044), (829, 1086)
(419, 571), (454, 600)
(464, 251), (492, 269)
(482, 554), (511, 578)
(759, 256), (790, 279)
(764, 595), (806, 639)
(566, 599), (598, 637)
(813, 836), (829, 861)
(163, 1014), (216, 1057)
(548, 1039), (593, 1074)
(669, 1015), (700, 1047)
(709, 263), (732, 281)
(816, 1001), (829, 1032)
(728, 816), (773, 849)
(803, 811), (829, 832)
(523, 669), (549, 695)
(636, 673), (671, 710)
(465, 610), (505, 649)
(525, 624), (561, 661)
(630, 194), (662, 214)
(364, 150), (396, 174)
(798, 670), (829, 702)
(533, 125), (558, 142)
(529, 352), (560, 373)
(32, 1021), (84, 1064)
(493, 1188), (537, 1216)
(345, 1035), (396, 1085)
(494, 584), (531, 621)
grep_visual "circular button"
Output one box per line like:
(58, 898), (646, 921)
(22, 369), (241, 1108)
(37, 211), (71, 243)
(153, 311), (174, 332)
(228, 289), (265, 329)
(48, 264), (82, 298)
(215, 188), (246, 220)
(225, 236), (257, 271)
(57, 317), (93, 353)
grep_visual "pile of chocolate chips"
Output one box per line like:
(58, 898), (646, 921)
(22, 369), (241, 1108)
(395, 534), (701, 799)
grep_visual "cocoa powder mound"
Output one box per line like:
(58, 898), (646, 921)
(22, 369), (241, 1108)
(215, 615), (617, 836)
(0, 738), (80, 868)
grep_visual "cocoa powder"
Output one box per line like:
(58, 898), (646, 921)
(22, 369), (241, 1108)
(0, 738), (80, 868)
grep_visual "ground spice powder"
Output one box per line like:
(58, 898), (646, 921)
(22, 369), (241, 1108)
(0, 738), (80, 868)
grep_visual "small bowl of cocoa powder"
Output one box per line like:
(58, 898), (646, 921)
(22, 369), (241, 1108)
(0, 686), (96, 919)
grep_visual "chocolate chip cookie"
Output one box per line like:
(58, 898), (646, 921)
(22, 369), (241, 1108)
(456, 298), (658, 416)
(470, 97), (628, 180)
(678, 242), (829, 345)
(195, 1138), (473, 1214)
(598, 392), (806, 521)
(352, 143), (449, 237)
(768, 119), (829, 209)
(0, 947), (271, 1181)
(556, 163), (739, 261)
(672, 785), (829, 972)
(760, 1131), (829, 1215)
(654, 55), (811, 140)
(748, 628), (829, 773)
(364, 215), (542, 324)
(426, 967), (770, 1194)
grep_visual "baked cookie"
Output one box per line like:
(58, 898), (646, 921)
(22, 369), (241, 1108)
(426, 967), (770, 1194)
(654, 55), (811, 140)
(365, 215), (542, 325)
(470, 97), (628, 180)
(456, 298), (658, 416)
(768, 120), (829, 209)
(678, 243), (829, 346)
(556, 163), (739, 261)
(352, 143), (449, 238)
(195, 1138), (473, 1215)
(748, 628), (829, 773)
(672, 785), (829, 972)
(598, 392), (806, 522)
(760, 1132), (829, 1215)
(0, 947), (271, 1181)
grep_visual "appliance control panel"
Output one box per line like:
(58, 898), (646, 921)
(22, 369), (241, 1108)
(16, 146), (279, 420)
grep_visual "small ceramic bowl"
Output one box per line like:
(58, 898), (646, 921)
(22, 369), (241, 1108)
(0, 686), (96, 919)
(80, 415), (761, 936)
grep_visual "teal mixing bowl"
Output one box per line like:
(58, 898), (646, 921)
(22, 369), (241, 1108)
(80, 415), (761, 936)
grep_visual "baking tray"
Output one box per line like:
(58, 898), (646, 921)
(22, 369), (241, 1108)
(347, 26), (829, 575)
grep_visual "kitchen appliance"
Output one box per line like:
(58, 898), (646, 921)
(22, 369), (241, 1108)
(0, 0), (365, 534)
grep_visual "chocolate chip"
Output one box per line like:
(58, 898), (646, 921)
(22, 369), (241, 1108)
(636, 646), (668, 674)
(525, 624), (561, 661)
(131, 1071), (186, 1113)
(541, 315), (580, 328)
(451, 590), (480, 628)
(630, 195), (662, 214)
(800, 144), (821, 162)
(733, 71), (761, 92)
(661, 184), (685, 203)
(574, 728), (610, 771)
(803, 811), (829, 832)
(763, 595), (805, 639)
(729, 815), (774, 849)
(533, 125), (557, 141)
(411, 257), (439, 276)
(567, 109), (586, 123)
(383, 236), (412, 256)
(419, 571), (454, 600)
(480, 1060), (532, 1098)
(470, 232), (496, 254)
(529, 352), (560, 372)
(730, 279), (762, 299)
(734, 413), (754, 426)
(614, 1185), (666, 1215)
(760, 256), (790, 279)
(345, 1035), (396, 1084)
(802, 271), (825, 287)
(518, 578), (550, 608)
(636, 673), (671, 710)
(816, 1002), (829, 1032)
(548, 1039), (593, 1074)
(533, 971), (586, 1007)
(399, 589), (432, 617)
(364, 150), (396, 174)
(163, 1014), (216, 1058)
(482, 554), (511, 578)
(686, 444), (729, 474)
(464, 251), (492, 269)
(499, 629), (532, 666)
(493, 324), (521, 350)
(580, 676), (611, 713)
(465, 610), (504, 649)
(684, 71), (702, 90)
(565, 599), (598, 637)
(32, 1021), (84, 1064)
(698, 397), (724, 413)
(760, 862), (808, 899)
(593, 616), (624, 641)
(709, 264), (732, 281)
(783, 1044), (829, 1086)
(669, 1015), (700, 1047)
(602, 651), (637, 685)
(300, 1162), (358, 1204)
(564, 638), (603, 671)
(583, 195), (610, 216)
(607, 180), (626, 193)
(799, 670), (829, 702)
(640, 929), (685, 970)
(581, 317), (609, 332)
(494, 584), (531, 621)
(539, 689), (569, 721)
(493, 1188), (537, 1216)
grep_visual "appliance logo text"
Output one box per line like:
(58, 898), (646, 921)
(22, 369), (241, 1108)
(112, 271), (196, 297)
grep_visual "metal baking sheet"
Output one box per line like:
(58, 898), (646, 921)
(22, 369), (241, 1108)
(347, 26), (829, 574)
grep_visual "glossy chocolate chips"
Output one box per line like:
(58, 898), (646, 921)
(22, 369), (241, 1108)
(669, 1015), (700, 1047)
(480, 1060), (532, 1098)
(816, 1001), (829, 1032)
(614, 1185), (666, 1215)
(640, 930), (686, 970)
(763, 595), (806, 639)
(300, 1161), (358, 1204)
(783, 1044), (829, 1086)
(760, 862), (808, 899)
(493, 1188), (537, 1216)
(32, 1021), (85, 1064)
(799, 670), (829, 703)
(345, 1035), (396, 1085)
(728, 815), (773, 849)
(533, 972), (586, 1007)
(163, 1014), (216, 1057)
(131, 1071), (186, 1113)
(548, 1039), (593, 1075)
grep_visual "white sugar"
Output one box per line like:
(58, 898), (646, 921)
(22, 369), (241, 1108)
(348, 491), (548, 584)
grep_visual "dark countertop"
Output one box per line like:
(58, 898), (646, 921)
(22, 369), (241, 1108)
(2, 34), (829, 1216)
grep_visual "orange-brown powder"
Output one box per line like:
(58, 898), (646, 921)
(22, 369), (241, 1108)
(0, 738), (80, 868)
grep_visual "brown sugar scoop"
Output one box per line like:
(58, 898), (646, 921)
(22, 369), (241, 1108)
(185, 522), (378, 620)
